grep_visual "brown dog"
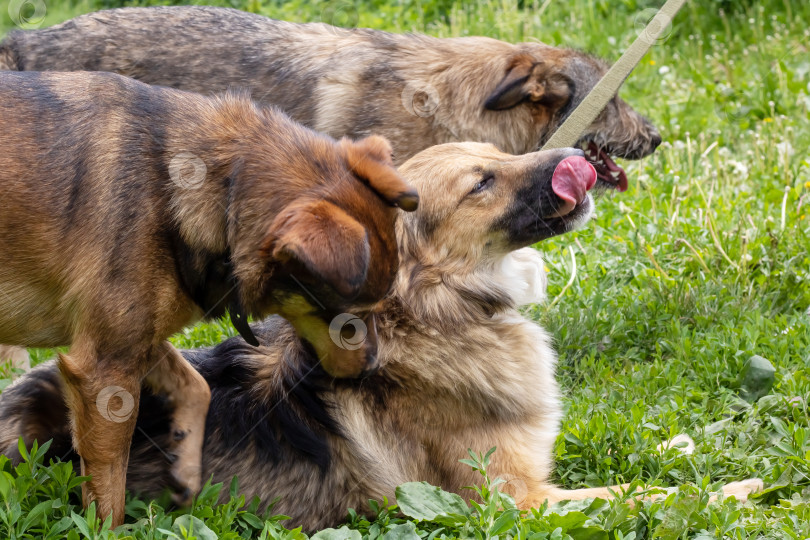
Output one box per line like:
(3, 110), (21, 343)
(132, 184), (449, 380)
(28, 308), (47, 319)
(0, 5), (660, 184)
(0, 70), (417, 525)
(0, 142), (761, 530)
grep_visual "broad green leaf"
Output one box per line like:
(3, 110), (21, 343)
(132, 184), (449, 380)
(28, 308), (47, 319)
(489, 508), (520, 536)
(736, 355), (776, 403)
(20, 499), (54, 531)
(68, 476), (92, 490)
(310, 526), (362, 540)
(173, 514), (218, 540)
(229, 476), (239, 499)
(546, 511), (589, 530)
(568, 527), (609, 540)
(70, 511), (92, 539)
(395, 482), (469, 522)
(45, 516), (75, 540)
(382, 522), (420, 540)
(0, 472), (11, 501)
(17, 437), (29, 462)
(239, 511), (265, 529)
(581, 499), (608, 517)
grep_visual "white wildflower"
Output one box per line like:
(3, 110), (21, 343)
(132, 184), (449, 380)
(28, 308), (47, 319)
(776, 141), (794, 159)
(729, 160), (750, 178)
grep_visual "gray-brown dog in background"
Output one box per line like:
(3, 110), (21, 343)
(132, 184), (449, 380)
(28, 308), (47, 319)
(0, 5), (660, 187)
(0, 70), (417, 525)
(0, 143), (761, 531)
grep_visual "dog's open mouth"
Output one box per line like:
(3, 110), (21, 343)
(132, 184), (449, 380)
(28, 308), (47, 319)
(579, 141), (628, 192)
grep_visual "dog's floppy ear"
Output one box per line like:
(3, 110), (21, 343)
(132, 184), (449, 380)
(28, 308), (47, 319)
(262, 200), (370, 299)
(341, 135), (420, 212)
(484, 55), (572, 111)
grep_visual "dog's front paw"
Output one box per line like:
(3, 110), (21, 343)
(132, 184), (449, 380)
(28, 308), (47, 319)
(167, 456), (202, 507)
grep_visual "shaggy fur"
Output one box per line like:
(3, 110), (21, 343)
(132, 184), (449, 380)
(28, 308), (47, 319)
(0, 71), (417, 525)
(0, 6), (660, 174)
(1, 142), (761, 529)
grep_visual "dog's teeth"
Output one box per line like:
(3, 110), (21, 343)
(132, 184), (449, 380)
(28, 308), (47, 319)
(610, 171), (621, 179)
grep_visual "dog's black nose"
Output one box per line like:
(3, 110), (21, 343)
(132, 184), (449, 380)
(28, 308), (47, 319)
(651, 133), (663, 150)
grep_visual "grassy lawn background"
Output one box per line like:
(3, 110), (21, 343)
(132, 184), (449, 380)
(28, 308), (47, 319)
(1, 0), (809, 537)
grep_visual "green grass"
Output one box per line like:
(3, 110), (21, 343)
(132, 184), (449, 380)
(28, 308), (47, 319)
(1, 0), (810, 537)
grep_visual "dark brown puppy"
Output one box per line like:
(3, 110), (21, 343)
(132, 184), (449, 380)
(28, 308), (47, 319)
(0, 71), (417, 525)
(0, 143), (762, 531)
(0, 6), (660, 185)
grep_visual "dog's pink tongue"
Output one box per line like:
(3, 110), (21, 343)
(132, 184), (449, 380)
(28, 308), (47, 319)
(551, 156), (597, 216)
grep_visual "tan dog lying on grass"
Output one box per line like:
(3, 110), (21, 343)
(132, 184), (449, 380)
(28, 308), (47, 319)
(0, 142), (762, 530)
(0, 70), (418, 525)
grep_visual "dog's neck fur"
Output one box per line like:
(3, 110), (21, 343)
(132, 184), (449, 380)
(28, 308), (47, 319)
(163, 94), (267, 256)
(156, 94), (261, 320)
(373, 247), (554, 416)
(384, 244), (548, 331)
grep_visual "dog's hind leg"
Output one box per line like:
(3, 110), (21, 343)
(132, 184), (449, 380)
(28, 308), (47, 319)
(525, 478), (764, 508)
(58, 338), (144, 527)
(714, 479), (763, 501)
(143, 341), (210, 506)
(524, 484), (634, 508)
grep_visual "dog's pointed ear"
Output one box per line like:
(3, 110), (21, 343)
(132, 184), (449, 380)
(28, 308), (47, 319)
(262, 201), (370, 299)
(485, 55), (573, 111)
(341, 135), (420, 212)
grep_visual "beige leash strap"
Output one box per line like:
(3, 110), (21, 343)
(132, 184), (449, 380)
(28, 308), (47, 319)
(542, 0), (687, 150)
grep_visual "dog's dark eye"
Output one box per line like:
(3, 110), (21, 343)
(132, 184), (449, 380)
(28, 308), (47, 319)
(470, 174), (495, 195)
